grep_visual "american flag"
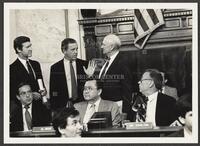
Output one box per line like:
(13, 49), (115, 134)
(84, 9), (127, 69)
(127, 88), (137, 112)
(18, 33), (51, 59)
(134, 9), (165, 49)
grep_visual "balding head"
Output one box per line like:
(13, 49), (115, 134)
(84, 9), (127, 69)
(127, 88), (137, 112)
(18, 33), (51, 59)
(101, 34), (121, 57)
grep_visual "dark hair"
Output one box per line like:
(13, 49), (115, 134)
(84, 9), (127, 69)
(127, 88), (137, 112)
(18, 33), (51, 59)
(61, 38), (77, 53)
(52, 107), (80, 137)
(85, 77), (103, 90)
(176, 93), (192, 118)
(16, 82), (32, 95)
(145, 69), (163, 90)
(13, 36), (30, 54)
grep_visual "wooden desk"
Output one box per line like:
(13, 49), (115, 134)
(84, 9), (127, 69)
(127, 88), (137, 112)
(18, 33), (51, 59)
(10, 126), (182, 137)
(82, 126), (182, 137)
(10, 130), (57, 137)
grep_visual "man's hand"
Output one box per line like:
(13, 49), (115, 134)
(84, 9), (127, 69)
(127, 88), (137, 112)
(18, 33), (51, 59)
(39, 89), (47, 97)
(83, 60), (97, 77)
(32, 92), (42, 100)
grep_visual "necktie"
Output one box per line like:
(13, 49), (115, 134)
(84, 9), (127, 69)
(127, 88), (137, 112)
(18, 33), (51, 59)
(136, 96), (148, 122)
(26, 60), (35, 80)
(70, 61), (78, 100)
(99, 58), (110, 79)
(84, 104), (96, 124)
(24, 105), (32, 130)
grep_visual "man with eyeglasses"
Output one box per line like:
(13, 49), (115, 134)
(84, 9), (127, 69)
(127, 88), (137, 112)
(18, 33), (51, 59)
(74, 78), (121, 127)
(10, 82), (51, 133)
(137, 69), (177, 126)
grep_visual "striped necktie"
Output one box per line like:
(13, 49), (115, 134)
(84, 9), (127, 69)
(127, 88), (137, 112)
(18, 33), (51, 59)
(99, 58), (110, 79)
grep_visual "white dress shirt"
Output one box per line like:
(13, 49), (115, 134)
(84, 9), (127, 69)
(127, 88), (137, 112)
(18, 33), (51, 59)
(83, 98), (101, 124)
(146, 91), (158, 127)
(63, 59), (77, 98)
(18, 57), (29, 72)
(22, 104), (32, 131)
(99, 51), (119, 78)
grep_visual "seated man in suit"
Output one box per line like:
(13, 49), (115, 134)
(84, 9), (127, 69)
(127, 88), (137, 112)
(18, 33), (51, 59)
(169, 93), (192, 137)
(74, 78), (121, 127)
(136, 69), (177, 126)
(10, 82), (51, 132)
(160, 71), (178, 100)
(52, 107), (83, 137)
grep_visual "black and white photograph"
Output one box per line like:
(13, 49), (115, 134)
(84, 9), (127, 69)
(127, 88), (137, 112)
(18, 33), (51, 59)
(3, 2), (198, 144)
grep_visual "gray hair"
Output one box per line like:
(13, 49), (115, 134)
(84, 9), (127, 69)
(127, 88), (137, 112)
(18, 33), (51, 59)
(104, 34), (121, 50)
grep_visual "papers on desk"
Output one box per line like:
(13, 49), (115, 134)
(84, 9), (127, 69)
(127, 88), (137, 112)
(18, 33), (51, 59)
(124, 122), (153, 129)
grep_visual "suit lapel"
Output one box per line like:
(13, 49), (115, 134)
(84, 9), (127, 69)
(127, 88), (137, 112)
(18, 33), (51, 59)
(80, 102), (88, 123)
(106, 53), (120, 74)
(16, 59), (29, 75)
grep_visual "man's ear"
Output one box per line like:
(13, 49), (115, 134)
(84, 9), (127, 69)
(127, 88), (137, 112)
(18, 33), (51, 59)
(98, 89), (102, 96)
(178, 116), (185, 125)
(149, 80), (154, 88)
(58, 127), (65, 135)
(16, 95), (21, 101)
(16, 47), (21, 53)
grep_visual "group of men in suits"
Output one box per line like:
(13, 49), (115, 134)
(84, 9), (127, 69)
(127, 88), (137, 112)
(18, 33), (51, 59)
(10, 34), (186, 136)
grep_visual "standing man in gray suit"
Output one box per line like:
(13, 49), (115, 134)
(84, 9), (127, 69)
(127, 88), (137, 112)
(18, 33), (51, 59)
(74, 78), (121, 127)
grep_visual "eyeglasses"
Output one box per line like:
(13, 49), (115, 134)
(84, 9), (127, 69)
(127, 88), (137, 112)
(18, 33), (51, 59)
(138, 79), (152, 84)
(19, 91), (32, 96)
(83, 87), (97, 91)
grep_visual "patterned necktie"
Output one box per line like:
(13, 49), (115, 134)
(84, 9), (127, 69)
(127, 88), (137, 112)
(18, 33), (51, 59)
(26, 60), (35, 80)
(84, 104), (96, 124)
(69, 61), (78, 100)
(99, 58), (110, 79)
(24, 105), (32, 130)
(136, 96), (148, 122)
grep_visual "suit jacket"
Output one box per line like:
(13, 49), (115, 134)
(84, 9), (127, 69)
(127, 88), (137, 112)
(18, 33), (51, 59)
(74, 99), (121, 126)
(163, 85), (178, 100)
(132, 92), (178, 126)
(50, 58), (88, 111)
(98, 52), (134, 115)
(10, 58), (45, 102)
(155, 93), (178, 126)
(10, 100), (51, 132)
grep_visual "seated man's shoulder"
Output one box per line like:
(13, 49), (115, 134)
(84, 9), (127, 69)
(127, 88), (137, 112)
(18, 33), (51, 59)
(101, 99), (118, 107)
(74, 101), (86, 108)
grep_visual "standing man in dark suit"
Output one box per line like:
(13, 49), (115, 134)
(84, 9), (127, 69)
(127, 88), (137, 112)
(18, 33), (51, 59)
(10, 82), (51, 133)
(97, 34), (134, 119)
(49, 38), (89, 112)
(10, 36), (47, 105)
(137, 69), (177, 126)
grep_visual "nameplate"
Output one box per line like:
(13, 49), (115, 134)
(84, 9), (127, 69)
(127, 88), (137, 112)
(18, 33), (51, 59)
(32, 126), (55, 133)
(124, 122), (153, 129)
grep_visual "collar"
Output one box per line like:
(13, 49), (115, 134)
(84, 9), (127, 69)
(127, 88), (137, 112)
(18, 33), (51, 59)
(109, 51), (119, 61)
(18, 57), (28, 65)
(23, 103), (32, 109)
(148, 91), (158, 102)
(88, 97), (101, 107)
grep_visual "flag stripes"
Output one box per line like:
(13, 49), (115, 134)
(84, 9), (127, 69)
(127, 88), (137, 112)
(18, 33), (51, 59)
(134, 9), (165, 49)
